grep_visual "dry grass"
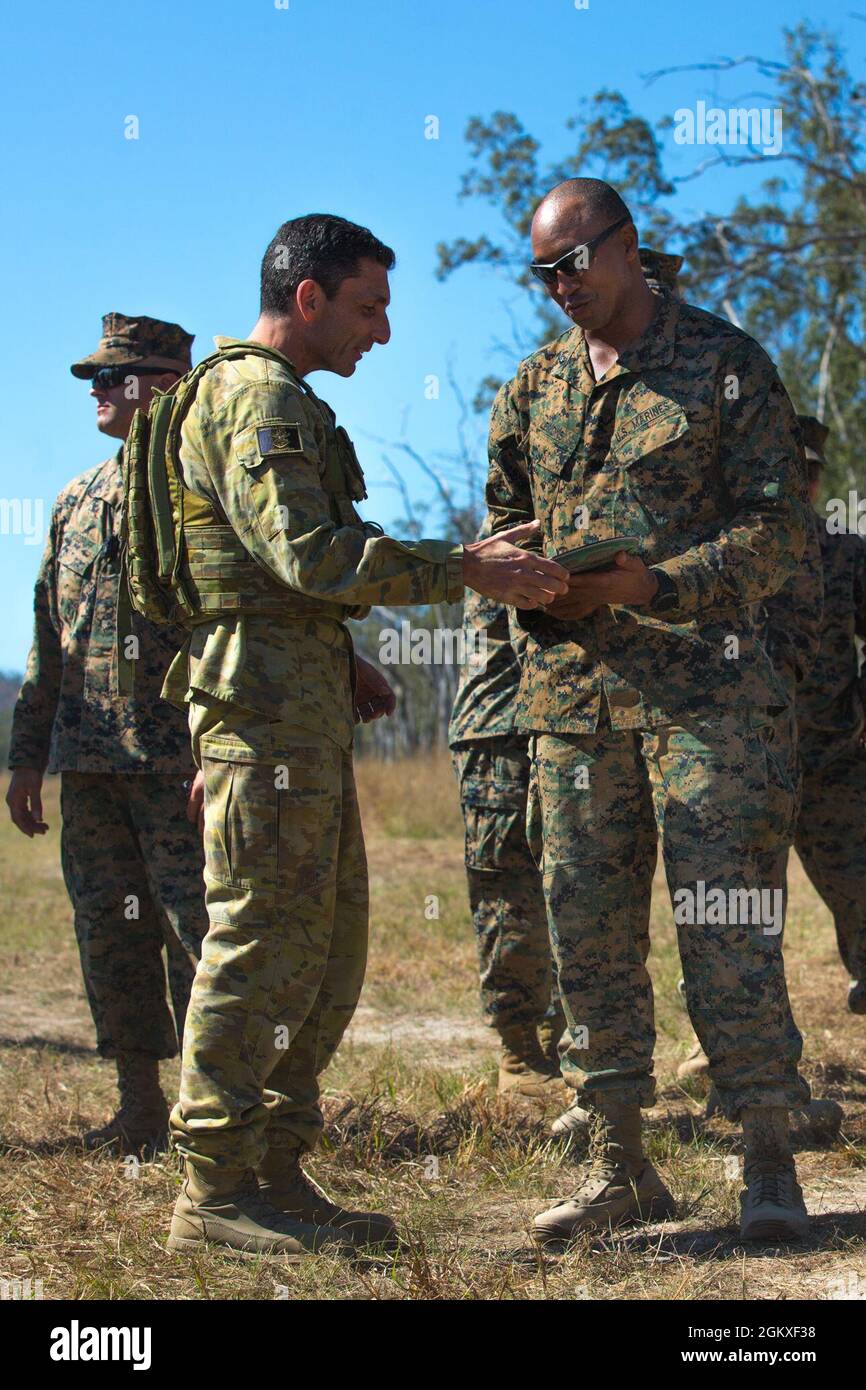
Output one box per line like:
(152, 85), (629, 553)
(0, 762), (864, 1301)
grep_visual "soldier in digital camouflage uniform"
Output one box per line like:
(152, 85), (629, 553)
(149, 214), (568, 1260)
(449, 516), (566, 1102)
(486, 178), (813, 1244)
(6, 313), (208, 1152)
(794, 417), (866, 1013)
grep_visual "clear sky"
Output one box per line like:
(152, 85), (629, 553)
(0, 0), (859, 670)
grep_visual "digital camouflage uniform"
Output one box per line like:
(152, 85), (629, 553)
(448, 531), (556, 1036)
(486, 289), (812, 1120)
(164, 337), (463, 1173)
(795, 511), (866, 990)
(9, 451), (207, 1058)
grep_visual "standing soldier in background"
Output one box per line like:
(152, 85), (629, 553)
(793, 417), (866, 1013)
(6, 314), (208, 1153)
(449, 515), (566, 1102)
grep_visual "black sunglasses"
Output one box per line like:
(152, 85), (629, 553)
(90, 365), (171, 390)
(530, 215), (631, 287)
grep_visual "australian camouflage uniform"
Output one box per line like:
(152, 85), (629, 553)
(135, 337), (465, 1180)
(486, 287), (812, 1121)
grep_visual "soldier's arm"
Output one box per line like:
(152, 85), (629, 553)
(761, 508), (824, 685)
(485, 380), (542, 547)
(8, 500), (64, 771)
(649, 341), (808, 618)
(201, 381), (464, 608)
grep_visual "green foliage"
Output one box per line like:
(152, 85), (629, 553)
(437, 22), (866, 504)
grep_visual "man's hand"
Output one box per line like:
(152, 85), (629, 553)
(185, 770), (205, 835)
(463, 520), (569, 608)
(542, 551), (659, 621)
(6, 768), (48, 837)
(354, 654), (397, 723)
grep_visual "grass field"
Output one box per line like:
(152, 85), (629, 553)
(1, 759), (864, 1302)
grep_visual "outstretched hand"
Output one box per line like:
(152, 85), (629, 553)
(463, 520), (569, 609)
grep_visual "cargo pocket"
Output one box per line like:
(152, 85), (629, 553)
(461, 775), (527, 873)
(200, 750), (279, 891)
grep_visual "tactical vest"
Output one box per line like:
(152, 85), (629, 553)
(121, 341), (371, 634)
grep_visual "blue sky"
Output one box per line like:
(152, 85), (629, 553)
(0, 0), (860, 670)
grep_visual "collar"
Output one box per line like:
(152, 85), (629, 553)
(213, 335), (299, 375)
(550, 291), (679, 393)
(87, 448), (125, 505)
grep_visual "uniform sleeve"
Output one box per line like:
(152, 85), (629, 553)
(201, 381), (464, 608)
(8, 502), (63, 770)
(761, 508), (824, 685)
(485, 380), (540, 543)
(651, 341), (809, 618)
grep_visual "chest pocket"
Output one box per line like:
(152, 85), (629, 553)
(598, 405), (691, 538)
(56, 531), (103, 628)
(325, 426), (369, 527)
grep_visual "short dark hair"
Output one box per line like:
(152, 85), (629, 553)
(260, 214), (395, 313)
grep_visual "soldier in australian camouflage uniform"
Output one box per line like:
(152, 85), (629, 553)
(794, 417), (866, 1012)
(6, 313), (207, 1152)
(157, 214), (568, 1260)
(449, 516), (565, 1101)
(486, 178), (813, 1244)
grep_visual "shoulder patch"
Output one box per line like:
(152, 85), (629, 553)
(257, 423), (303, 457)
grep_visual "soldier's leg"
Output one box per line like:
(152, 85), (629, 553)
(680, 700), (801, 1090)
(531, 727), (677, 1242)
(531, 726), (657, 1108)
(168, 708), (386, 1254)
(796, 748), (866, 997)
(454, 738), (552, 1027)
(453, 737), (558, 1097)
(124, 774), (208, 1047)
(260, 745), (369, 1158)
(170, 711), (359, 1173)
(59, 773), (179, 1060)
(645, 715), (809, 1118)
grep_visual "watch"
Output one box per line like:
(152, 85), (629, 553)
(647, 568), (679, 614)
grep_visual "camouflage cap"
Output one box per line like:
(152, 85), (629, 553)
(70, 312), (194, 379)
(639, 247), (684, 294)
(797, 414), (830, 466)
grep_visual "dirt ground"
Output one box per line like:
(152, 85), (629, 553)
(0, 761), (864, 1302)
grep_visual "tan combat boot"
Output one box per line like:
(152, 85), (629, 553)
(551, 1097), (592, 1143)
(676, 1038), (710, 1084)
(498, 1022), (561, 1099)
(82, 1052), (169, 1153)
(257, 1148), (399, 1251)
(739, 1107), (809, 1242)
(533, 1100), (676, 1244)
(168, 1161), (354, 1259)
